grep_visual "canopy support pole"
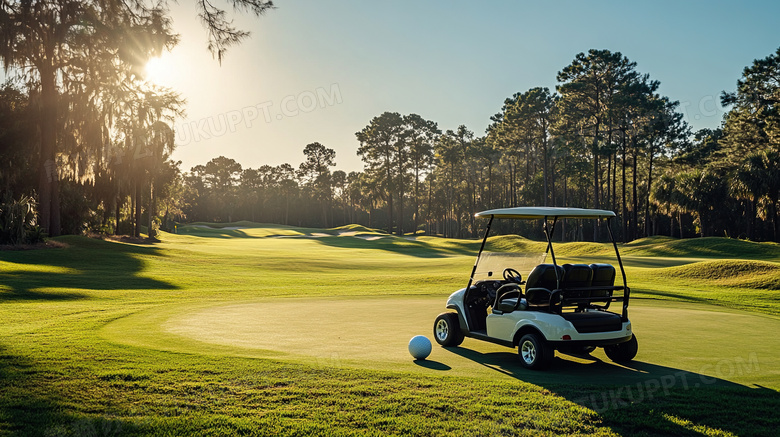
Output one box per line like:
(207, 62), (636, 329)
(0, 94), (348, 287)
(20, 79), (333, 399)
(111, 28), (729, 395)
(466, 215), (494, 291)
(606, 217), (630, 320)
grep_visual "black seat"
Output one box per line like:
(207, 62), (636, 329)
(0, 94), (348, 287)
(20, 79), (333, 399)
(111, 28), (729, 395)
(525, 264), (563, 307)
(560, 264), (593, 298)
(590, 263), (616, 298)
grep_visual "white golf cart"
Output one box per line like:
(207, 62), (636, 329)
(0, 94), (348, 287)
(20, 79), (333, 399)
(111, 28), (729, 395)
(433, 207), (637, 370)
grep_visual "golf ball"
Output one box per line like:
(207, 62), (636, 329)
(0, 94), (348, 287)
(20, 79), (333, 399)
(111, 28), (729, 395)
(408, 335), (432, 360)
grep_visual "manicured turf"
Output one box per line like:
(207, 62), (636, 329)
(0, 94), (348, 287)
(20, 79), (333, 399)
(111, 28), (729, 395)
(103, 297), (780, 389)
(1, 225), (779, 436)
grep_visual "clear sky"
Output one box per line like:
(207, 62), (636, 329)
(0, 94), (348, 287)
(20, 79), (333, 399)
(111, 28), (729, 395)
(142, 0), (780, 173)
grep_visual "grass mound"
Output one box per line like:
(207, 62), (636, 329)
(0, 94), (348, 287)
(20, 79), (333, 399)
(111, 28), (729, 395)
(178, 222), (391, 239)
(663, 259), (780, 289)
(184, 221), (290, 229)
(329, 224), (386, 235)
(484, 234), (538, 252)
(624, 235), (677, 247)
(623, 236), (780, 260)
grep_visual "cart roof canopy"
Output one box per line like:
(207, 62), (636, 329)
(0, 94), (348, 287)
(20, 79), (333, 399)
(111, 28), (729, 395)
(475, 207), (616, 219)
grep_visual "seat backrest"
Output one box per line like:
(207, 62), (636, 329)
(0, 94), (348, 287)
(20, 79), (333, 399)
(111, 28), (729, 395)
(525, 264), (563, 293)
(561, 264), (593, 289)
(590, 263), (616, 286)
(590, 263), (616, 298)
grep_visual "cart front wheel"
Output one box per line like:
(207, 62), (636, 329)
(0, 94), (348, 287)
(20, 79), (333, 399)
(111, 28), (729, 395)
(433, 313), (464, 347)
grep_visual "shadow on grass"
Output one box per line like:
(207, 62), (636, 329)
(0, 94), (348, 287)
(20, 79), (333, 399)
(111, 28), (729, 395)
(447, 346), (780, 436)
(0, 236), (177, 301)
(176, 228), (259, 239)
(0, 345), (139, 436)
(413, 359), (451, 371)
(314, 235), (476, 258)
(177, 225), (470, 258)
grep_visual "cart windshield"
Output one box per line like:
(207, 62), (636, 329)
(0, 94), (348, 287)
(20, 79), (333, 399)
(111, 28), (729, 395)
(472, 251), (547, 283)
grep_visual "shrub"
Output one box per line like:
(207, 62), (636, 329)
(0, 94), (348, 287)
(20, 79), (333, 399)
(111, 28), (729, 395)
(0, 195), (46, 245)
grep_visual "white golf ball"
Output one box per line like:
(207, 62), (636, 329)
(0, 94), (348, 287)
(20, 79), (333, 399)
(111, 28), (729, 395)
(408, 335), (432, 360)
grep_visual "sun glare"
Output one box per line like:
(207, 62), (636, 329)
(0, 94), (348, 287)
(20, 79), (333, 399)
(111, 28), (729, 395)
(144, 54), (176, 87)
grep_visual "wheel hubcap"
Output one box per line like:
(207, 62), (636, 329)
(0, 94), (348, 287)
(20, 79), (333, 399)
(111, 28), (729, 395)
(521, 340), (536, 364)
(435, 320), (448, 341)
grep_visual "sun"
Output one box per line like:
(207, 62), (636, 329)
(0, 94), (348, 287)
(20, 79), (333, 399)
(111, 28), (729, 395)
(144, 54), (176, 87)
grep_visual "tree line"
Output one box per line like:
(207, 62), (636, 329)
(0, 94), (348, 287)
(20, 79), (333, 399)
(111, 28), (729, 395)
(0, 25), (778, 242)
(180, 48), (780, 242)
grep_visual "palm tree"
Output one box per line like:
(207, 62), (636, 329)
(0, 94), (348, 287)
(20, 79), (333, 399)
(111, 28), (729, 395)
(737, 151), (780, 241)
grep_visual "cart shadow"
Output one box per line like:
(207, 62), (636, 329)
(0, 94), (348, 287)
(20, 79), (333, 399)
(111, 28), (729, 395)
(446, 346), (780, 436)
(447, 346), (738, 386)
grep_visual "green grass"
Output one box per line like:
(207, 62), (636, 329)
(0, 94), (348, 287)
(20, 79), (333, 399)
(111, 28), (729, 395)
(1, 224), (779, 436)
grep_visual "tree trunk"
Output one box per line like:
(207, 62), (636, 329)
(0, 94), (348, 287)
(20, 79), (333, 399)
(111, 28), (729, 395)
(771, 197), (779, 242)
(134, 178), (142, 237)
(678, 211), (683, 239)
(593, 151), (600, 241)
(488, 161), (493, 206)
(606, 153), (611, 210)
(562, 153), (568, 242)
(621, 131), (627, 243)
(148, 180), (157, 239)
(644, 144), (655, 237)
(285, 194), (290, 225)
(542, 124), (549, 206)
(631, 138), (639, 241)
(386, 168), (394, 235)
(115, 194), (121, 235)
(612, 151), (617, 213)
(591, 121), (601, 242)
(413, 167), (420, 235)
(39, 64), (60, 236)
(397, 175), (404, 236)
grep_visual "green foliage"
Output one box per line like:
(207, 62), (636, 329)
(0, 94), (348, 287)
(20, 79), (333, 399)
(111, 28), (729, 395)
(0, 195), (45, 245)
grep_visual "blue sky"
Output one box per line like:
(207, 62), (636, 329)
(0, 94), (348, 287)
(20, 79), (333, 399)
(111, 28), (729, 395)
(70, 1), (780, 172)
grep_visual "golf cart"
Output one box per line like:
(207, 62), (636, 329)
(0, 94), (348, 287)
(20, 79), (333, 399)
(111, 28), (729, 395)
(433, 207), (637, 370)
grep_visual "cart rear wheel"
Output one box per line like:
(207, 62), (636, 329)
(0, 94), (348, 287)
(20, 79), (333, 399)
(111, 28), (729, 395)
(604, 334), (638, 363)
(518, 333), (554, 370)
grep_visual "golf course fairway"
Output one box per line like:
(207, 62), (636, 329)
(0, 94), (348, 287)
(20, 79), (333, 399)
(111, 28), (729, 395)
(2, 223), (779, 436)
(101, 297), (780, 388)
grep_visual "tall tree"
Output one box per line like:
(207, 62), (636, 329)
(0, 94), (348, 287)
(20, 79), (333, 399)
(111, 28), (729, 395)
(557, 49), (640, 240)
(299, 142), (336, 227)
(736, 151), (780, 241)
(0, 0), (274, 236)
(356, 112), (405, 234)
(720, 46), (780, 157)
(403, 114), (439, 235)
(0, 0), (180, 235)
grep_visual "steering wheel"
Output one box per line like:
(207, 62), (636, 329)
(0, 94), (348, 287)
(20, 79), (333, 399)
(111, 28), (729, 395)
(494, 283), (525, 312)
(502, 268), (523, 284)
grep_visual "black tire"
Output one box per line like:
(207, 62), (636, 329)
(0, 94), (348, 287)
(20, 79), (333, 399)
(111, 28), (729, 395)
(604, 334), (638, 363)
(433, 312), (464, 347)
(517, 333), (554, 370)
